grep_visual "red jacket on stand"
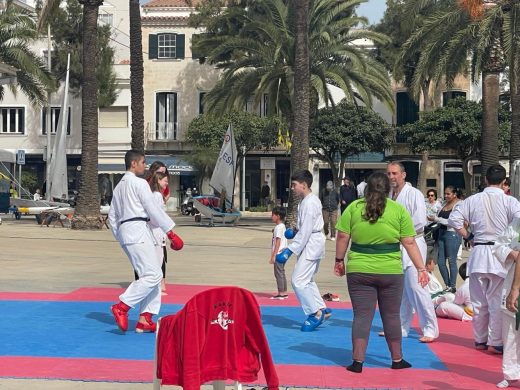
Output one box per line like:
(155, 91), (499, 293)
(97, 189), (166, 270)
(156, 286), (279, 390)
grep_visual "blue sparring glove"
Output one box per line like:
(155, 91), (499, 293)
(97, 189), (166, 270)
(285, 228), (298, 240)
(276, 248), (293, 264)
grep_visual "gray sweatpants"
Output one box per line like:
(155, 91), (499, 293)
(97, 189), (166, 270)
(274, 262), (287, 293)
(347, 272), (404, 362)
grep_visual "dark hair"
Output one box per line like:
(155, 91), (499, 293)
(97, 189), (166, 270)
(445, 185), (464, 200)
(486, 164), (506, 185)
(458, 262), (467, 280)
(146, 161), (169, 181)
(149, 172), (168, 194)
(125, 150), (145, 169)
(505, 177), (511, 186)
(272, 206), (286, 221)
(291, 169), (313, 188)
(363, 172), (390, 224)
(427, 189), (437, 199)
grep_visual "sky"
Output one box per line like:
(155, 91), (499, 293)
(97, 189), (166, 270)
(357, 0), (387, 25)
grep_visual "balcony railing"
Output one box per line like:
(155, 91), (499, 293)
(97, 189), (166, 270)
(146, 122), (185, 141)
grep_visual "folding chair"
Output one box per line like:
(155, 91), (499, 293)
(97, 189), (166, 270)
(153, 286), (278, 390)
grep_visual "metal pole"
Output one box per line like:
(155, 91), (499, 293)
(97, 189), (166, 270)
(45, 24), (52, 200)
(241, 146), (246, 211)
(18, 164), (21, 197)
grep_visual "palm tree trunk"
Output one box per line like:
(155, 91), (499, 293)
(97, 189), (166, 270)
(417, 81), (433, 194)
(510, 69), (520, 173)
(286, 0), (310, 226)
(130, 0), (144, 152)
(72, 0), (102, 230)
(481, 70), (500, 177)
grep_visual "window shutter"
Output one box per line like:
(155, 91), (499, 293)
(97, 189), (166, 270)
(175, 34), (185, 59)
(149, 34), (158, 59)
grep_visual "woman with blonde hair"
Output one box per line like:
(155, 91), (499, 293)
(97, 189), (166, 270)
(334, 172), (429, 373)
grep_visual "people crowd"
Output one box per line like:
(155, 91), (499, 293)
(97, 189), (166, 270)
(105, 153), (520, 387)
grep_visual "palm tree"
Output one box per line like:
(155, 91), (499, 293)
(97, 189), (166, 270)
(287, 0), (310, 223)
(38, 0), (104, 228)
(398, 0), (515, 177)
(129, 0), (144, 152)
(72, 0), (103, 229)
(0, 5), (53, 105)
(194, 0), (392, 219)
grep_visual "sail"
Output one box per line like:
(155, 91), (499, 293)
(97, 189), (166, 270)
(210, 124), (237, 206)
(48, 54), (70, 201)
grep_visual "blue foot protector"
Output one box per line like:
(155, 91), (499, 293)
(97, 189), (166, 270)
(301, 312), (324, 332)
(322, 308), (332, 321)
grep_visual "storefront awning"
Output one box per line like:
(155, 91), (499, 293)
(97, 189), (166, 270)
(145, 155), (196, 175)
(97, 155), (196, 175)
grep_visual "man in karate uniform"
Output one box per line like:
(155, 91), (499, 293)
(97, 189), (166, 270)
(387, 162), (439, 342)
(108, 150), (184, 333)
(449, 164), (520, 353)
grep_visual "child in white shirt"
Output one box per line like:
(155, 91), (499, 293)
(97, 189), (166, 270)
(270, 206), (288, 299)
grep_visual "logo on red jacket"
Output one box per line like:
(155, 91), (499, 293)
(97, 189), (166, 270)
(210, 310), (234, 330)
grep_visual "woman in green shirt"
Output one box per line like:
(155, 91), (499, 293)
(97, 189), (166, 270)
(334, 172), (429, 373)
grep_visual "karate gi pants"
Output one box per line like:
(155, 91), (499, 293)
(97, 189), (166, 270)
(469, 272), (504, 347)
(502, 313), (520, 381)
(400, 237), (439, 338)
(120, 233), (163, 315)
(292, 256), (326, 316)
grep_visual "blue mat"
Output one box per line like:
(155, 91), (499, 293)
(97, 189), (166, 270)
(0, 300), (445, 370)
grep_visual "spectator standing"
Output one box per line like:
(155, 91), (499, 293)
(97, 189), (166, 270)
(261, 181), (271, 207)
(269, 206), (288, 299)
(334, 172), (428, 373)
(339, 176), (357, 214)
(357, 177), (367, 198)
(320, 181), (340, 240)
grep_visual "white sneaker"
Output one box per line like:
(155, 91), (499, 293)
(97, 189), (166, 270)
(330, 237), (335, 241)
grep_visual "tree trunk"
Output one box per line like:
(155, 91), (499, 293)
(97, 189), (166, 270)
(72, 0), (103, 230)
(481, 70), (501, 177)
(510, 68), (520, 174)
(286, 0), (310, 226)
(417, 81), (433, 194)
(130, 0), (145, 152)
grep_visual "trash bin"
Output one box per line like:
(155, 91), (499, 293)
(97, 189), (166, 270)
(0, 192), (9, 213)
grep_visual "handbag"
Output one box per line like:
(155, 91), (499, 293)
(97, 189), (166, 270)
(424, 222), (440, 245)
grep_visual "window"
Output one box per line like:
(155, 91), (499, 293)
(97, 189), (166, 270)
(42, 107), (71, 135)
(0, 107), (25, 134)
(156, 92), (178, 140)
(149, 33), (185, 60)
(42, 49), (54, 66)
(199, 92), (206, 115)
(395, 92), (419, 143)
(98, 12), (113, 26)
(99, 106), (128, 128)
(442, 91), (466, 106)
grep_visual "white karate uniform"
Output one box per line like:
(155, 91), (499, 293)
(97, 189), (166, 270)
(149, 191), (167, 267)
(108, 171), (175, 315)
(288, 192), (327, 316)
(392, 183), (439, 339)
(493, 218), (520, 381)
(436, 279), (473, 321)
(449, 187), (520, 347)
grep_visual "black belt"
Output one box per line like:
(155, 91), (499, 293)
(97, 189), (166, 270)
(120, 217), (150, 225)
(473, 242), (495, 246)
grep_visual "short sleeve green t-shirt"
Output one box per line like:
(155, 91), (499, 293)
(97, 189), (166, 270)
(335, 199), (416, 274)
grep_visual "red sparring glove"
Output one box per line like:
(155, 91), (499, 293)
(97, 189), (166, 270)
(167, 230), (184, 251)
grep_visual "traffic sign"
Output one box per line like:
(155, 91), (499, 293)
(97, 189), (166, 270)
(17, 150), (25, 165)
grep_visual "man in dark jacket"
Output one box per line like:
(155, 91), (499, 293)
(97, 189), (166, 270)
(320, 181), (340, 240)
(339, 176), (357, 214)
